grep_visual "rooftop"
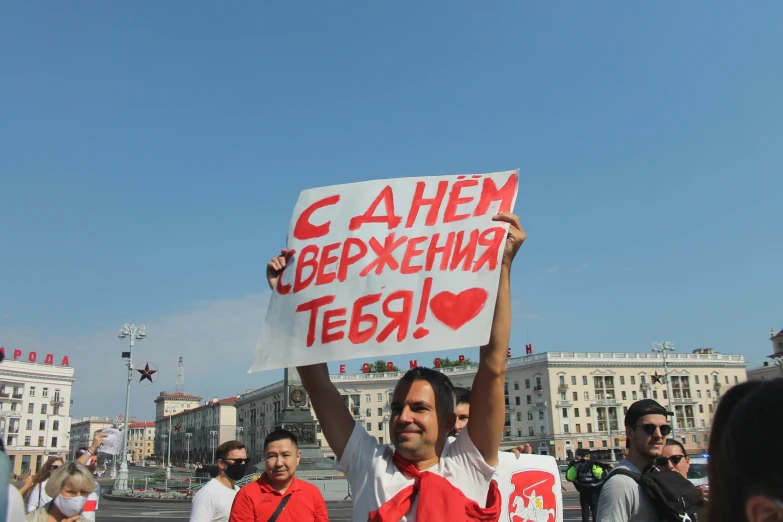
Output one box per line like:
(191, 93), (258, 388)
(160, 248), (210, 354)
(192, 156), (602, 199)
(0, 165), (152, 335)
(129, 421), (155, 428)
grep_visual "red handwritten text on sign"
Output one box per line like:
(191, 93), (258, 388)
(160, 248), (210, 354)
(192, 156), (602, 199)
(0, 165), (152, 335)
(251, 170), (519, 372)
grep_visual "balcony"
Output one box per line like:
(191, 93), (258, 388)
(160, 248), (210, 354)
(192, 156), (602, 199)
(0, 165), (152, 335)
(556, 401), (572, 408)
(713, 382), (722, 391)
(533, 385), (544, 392)
(50, 398), (65, 407)
(12, 393), (23, 400)
(557, 384), (569, 393)
(590, 398), (619, 407)
(8, 428), (19, 434)
(534, 401), (548, 409)
(0, 392), (9, 398)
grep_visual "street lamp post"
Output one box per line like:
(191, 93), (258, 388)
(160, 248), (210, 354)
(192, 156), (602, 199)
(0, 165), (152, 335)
(652, 341), (677, 438)
(210, 430), (218, 463)
(115, 323), (145, 491)
(0, 411), (13, 450)
(161, 434), (168, 469)
(185, 433), (193, 469)
(164, 406), (174, 479)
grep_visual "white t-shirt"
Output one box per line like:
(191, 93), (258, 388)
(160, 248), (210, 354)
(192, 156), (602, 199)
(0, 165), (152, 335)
(189, 478), (239, 522)
(337, 422), (496, 522)
(26, 480), (52, 512)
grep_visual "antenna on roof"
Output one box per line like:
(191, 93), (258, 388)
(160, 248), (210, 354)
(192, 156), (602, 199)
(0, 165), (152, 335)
(176, 357), (185, 395)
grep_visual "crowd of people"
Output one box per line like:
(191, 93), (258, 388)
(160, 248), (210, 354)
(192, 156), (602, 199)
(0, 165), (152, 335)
(4, 212), (782, 522)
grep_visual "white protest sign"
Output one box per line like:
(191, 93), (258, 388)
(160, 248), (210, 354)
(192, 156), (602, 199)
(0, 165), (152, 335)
(97, 428), (123, 456)
(496, 453), (563, 522)
(251, 170), (519, 372)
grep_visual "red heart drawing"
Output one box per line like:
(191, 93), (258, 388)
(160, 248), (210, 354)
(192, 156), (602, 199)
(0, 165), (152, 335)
(429, 288), (489, 330)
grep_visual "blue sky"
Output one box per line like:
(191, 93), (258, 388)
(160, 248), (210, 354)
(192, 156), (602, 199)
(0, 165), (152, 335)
(1, 2), (781, 420)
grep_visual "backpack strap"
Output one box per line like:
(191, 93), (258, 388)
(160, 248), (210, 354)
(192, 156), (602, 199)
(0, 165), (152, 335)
(607, 467), (642, 482)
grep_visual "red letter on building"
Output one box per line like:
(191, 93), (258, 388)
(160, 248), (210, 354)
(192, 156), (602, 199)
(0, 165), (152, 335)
(339, 364), (346, 374)
(13, 350), (22, 361)
(44, 354), (54, 365)
(433, 357), (441, 368)
(61, 356), (70, 366)
(458, 354), (465, 365)
(362, 363), (370, 373)
(409, 360), (418, 369)
(386, 361), (395, 371)
(28, 352), (37, 363)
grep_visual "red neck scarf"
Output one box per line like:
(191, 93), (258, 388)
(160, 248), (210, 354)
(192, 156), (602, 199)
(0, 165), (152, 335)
(367, 452), (501, 522)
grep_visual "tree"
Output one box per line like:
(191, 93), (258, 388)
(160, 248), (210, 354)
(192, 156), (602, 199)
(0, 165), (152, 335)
(436, 357), (475, 368)
(369, 360), (400, 373)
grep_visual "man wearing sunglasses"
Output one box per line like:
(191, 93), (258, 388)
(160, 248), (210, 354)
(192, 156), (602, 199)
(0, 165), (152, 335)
(191, 440), (248, 522)
(596, 399), (672, 522)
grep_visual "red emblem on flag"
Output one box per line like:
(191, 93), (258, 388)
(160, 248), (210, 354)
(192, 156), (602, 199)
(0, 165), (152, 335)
(508, 469), (557, 522)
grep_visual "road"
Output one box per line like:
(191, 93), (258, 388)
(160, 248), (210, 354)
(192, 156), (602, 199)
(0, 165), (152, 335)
(95, 493), (584, 521)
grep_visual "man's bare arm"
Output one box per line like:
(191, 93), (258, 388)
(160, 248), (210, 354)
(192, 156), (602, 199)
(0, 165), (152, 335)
(297, 363), (356, 461)
(266, 251), (356, 461)
(468, 212), (525, 466)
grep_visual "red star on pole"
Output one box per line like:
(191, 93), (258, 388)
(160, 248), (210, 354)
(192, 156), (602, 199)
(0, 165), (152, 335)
(137, 363), (157, 383)
(651, 372), (664, 385)
(174, 424), (182, 432)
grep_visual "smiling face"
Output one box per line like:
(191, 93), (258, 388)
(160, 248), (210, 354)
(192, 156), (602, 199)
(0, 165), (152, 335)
(390, 379), (454, 461)
(264, 439), (300, 488)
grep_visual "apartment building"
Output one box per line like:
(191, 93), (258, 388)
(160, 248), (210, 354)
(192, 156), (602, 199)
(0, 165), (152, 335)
(127, 421), (156, 463)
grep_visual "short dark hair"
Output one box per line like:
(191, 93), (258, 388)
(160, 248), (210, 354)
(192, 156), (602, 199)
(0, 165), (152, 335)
(706, 379), (781, 522)
(215, 440), (246, 463)
(263, 429), (298, 452)
(396, 367), (455, 423)
(664, 438), (687, 456)
(454, 387), (471, 406)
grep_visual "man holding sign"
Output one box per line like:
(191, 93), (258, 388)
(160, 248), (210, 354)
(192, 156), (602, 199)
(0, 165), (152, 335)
(264, 173), (525, 522)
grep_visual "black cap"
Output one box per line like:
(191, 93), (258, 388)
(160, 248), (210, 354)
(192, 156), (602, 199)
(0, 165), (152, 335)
(624, 399), (672, 427)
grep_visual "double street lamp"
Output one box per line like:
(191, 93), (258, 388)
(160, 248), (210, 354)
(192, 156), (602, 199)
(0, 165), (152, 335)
(185, 433), (193, 469)
(115, 323), (145, 491)
(652, 341), (677, 438)
(210, 430), (218, 463)
(164, 406), (175, 479)
(235, 427), (243, 442)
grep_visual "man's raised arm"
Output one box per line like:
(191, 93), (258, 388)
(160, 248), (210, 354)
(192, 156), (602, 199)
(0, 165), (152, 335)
(468, 212), (525, 466)
(267, 250), (356, 461)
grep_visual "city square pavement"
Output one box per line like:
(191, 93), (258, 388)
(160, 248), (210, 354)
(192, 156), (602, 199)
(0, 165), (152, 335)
(94, 492), (583, 521)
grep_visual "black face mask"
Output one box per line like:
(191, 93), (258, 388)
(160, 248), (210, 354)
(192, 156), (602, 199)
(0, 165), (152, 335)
(224, 462), (247, 481)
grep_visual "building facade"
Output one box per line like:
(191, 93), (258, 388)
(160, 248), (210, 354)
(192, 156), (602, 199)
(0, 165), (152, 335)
(69, 417), (115, 459)
(127, 421), (156, 463)
(747, 328), (783, 381)
(236, 349), (747, 465)
(155, 396), (237, 465)
(0, 357), (75, 476)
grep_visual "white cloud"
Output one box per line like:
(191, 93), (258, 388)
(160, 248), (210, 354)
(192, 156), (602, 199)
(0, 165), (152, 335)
(575, 264), (589, 272)
(547, 265), (560, 274)
(0, 293), (278, 420)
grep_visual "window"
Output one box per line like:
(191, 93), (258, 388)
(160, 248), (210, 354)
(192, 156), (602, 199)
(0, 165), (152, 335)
(653, 390), (658, 400)
(692, 435), (697, 443)
(583, 376), (588, 385)
(39, 421), (45, 431)
(631, 376), (636, 385)
(526, 395), (532, 405)
(26, 420), (32, 430)
(622, 391), (627, 400)
(589, 440), (595, 448)
(587, 423), (593, 432)
(365, 423), (371, 431)
(365, 394), (370, 403)
(40, 405), (47, 415)
(539, 426), (545, 434)
(699, 405), (704, 413)
(377, 408), (382, 417)
(695, 375), (700, 384)
(527, 412), (533, 421)
(29, 387), (35, 397)
(525, 379), (530, 389)
(37, 436), (44, 447)
(564, 424), (570, 433)
(705, 375), (709, 383)
(559, 375), (566, 385)
(365, 408), (371, 417)
(560, 392), (567, 401)
(378, 423), (383, 431)
(577, 441), (583, 449)
(539, 411), (544, 420)
(734, 376), (739, 384)
(516, 412), (522, 421)
(377, 393), (383, 402)
(27, 404), (34, 414)
(623, 406), (628, 415)
(707, 390), (711, 398)
(572, 392), (578, 401)
(663, 390), (668, 399)
(585, 408), (591, 416)
(697, 390), (702, 398)
(517, 429), (522, 437)
(602, 440), (607, 448)
(725, 376), (729, 384)
(53, 406), (60, 416)
(535, 376), (543, 389)
(24, 436), (31, 446)
(514, 381), (520, 391)
(576, 424), (581, 433)
(42, 388), (48, 398)
(515, 396), (521, 406)
(620, 376), (625, 385)
(51, 437), (58, 447)
(575, 408), (580, 417)
(571, 376), (577, 385)
(708, 404), (714, 413)
(584, 392), (589, 400)
(529, 427), (534, 436)
(562, 408), (568, 418)
(700, 420), (705, 428)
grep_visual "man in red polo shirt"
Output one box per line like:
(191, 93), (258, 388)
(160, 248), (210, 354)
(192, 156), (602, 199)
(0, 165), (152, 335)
(229, 429), (329, 522)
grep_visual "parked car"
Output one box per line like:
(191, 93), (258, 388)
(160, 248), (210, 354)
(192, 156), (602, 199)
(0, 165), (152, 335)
(687, 456), (708, 488)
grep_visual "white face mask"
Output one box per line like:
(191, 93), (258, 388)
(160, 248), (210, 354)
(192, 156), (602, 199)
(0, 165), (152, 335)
(54, 495), (88, 517)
